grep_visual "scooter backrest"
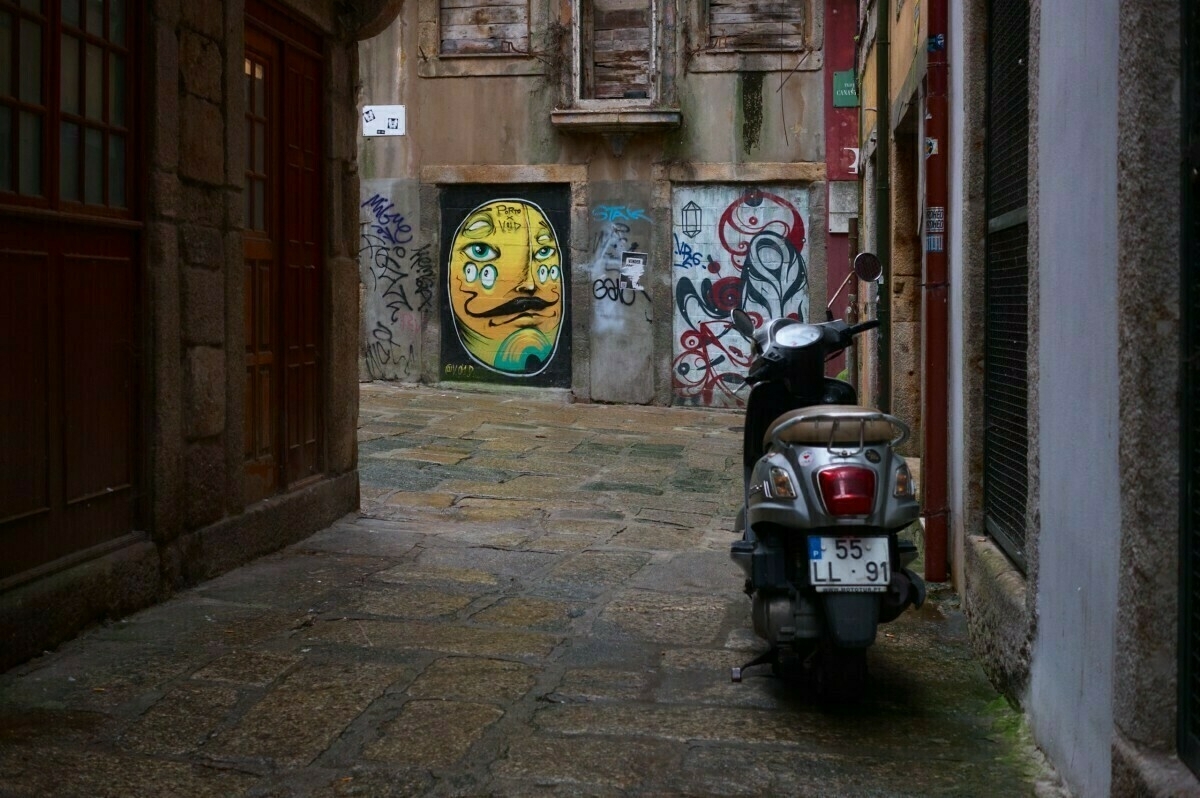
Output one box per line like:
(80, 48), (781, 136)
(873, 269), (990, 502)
(764, 405), (901, 448)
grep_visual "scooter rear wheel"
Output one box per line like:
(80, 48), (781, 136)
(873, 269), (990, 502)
(771, 649), (805, 680)
(811, 645), (867, 704)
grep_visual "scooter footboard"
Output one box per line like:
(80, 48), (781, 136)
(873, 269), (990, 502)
(819, 593), (880, 648)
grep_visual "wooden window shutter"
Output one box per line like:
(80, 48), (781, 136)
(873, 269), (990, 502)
(583, 0), (651, 99)
(708, 0), (806, 51)
(440, 0), (530, 55)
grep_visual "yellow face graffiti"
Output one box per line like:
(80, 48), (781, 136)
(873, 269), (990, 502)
(447, 200), (564, 375)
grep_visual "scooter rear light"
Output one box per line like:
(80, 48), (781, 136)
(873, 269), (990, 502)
(816, 466), (877, 516)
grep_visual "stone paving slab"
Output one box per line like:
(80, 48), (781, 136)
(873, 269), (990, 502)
(0, 383), (1065, 797)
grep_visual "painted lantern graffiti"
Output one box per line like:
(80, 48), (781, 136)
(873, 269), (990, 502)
(671, 186), (810, 407)
(440, 187), (571, 386)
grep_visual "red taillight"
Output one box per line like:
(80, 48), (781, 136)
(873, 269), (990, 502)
(817, 466), (877, 516)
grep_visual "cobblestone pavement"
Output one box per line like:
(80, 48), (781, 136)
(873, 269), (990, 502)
(0, 383), (1062, 797)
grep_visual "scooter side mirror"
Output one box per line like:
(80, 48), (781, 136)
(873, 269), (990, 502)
(731, 309), (755, 337)
(853, 252), (883, 282)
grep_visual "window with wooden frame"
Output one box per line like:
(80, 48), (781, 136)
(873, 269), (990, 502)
(686, 0), (823, 74)
(244, 53), (268, 233)
(707, 0), (805, 51)
(550, 0), (679, 135)
(574, 0), (653, 101)
(0, 0), (134, 214)
(418, 0), (544, 78)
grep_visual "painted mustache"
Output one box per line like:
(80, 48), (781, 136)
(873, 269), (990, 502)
(468, 296), (556, 318)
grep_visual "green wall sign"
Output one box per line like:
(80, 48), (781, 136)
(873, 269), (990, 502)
(833, 70), (859, 108)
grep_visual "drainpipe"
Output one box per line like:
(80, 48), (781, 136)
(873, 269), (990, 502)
(921, 0), (949, 583)
(875, 0), (891, 413)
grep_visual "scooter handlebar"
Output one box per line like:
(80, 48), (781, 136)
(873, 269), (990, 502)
(744, 361), (771, 385)
(848, 319), (880, 337)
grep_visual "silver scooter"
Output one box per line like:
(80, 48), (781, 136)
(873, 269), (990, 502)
(728, 253), (925, 701)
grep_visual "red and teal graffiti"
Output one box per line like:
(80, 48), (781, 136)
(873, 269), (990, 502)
(671, 187), (810, 407)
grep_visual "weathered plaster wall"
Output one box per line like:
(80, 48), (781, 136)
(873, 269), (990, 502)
(357, 25), (416, 181)
(359, 178), (427, 382)
(851, 3), (923, 448)
(357, 7), (830, 406)
(852, 7), (879, 405)
(586, 183), (656, 404)
(889, 121), (922, 457)
(1029, 1), (1120, 795)
(889, 0), (926, 102)
(670, 72), (825, 166)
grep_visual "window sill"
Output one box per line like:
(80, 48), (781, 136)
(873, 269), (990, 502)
(550, 106), (682, 134)
(688, 48), (823, 74)
(417, 54), (545, 79)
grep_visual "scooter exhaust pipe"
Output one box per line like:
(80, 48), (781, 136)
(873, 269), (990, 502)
(879, 567), (926, 622)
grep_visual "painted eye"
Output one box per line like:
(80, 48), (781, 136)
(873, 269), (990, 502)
(480, 265), (498, 289)
(463, 263), (478, 282)
(549, 266), (561, 281)
(534, 245), (556, 261)
(465, 243), (499, 261)
(537, 265), (549, 283)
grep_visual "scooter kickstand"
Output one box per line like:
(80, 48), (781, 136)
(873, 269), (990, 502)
(731, 650), (776, 682)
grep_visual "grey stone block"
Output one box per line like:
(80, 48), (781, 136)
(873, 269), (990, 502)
(179, 96), (226, 187)
(184, 437), (226, 529)
(185, 345), (226, 440)
(184, 267), (225, 346)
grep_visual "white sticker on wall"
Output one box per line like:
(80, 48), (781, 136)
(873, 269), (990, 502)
(620, 251), (647, 291)
(363, 105), (406, 137)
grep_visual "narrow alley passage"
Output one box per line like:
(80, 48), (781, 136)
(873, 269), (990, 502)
(0, 384), (1059, 796)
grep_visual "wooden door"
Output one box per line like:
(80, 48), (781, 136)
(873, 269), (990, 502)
(0, 0), (140, 585)
(243, 4), (323, 503)
(243, 27), (278, 502)
(982, 0), (1030, 572)
(281, 45), (321, 485)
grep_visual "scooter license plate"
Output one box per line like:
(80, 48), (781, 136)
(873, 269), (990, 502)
(806, 536), (891, 593)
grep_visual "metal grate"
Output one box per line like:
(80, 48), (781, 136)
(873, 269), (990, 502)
(985, 1), (1030, 219)
(982, 0), (1030, 572)
(1180, 0), (1200, 777)
(983, 223), (1029, 569)
(1185, 216), (1200, 772)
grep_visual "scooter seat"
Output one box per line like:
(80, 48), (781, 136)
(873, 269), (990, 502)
(764, 405), (897, 447)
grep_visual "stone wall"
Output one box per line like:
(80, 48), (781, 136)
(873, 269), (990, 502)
(0, 0), (400, 672)
(1111, 0), (1190, 792)
(146, 0), (365, 547)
